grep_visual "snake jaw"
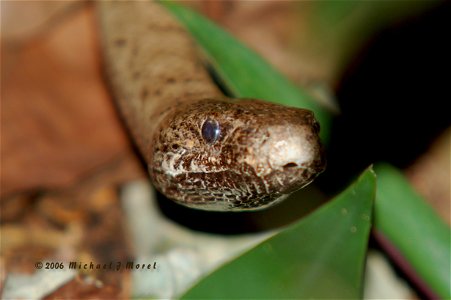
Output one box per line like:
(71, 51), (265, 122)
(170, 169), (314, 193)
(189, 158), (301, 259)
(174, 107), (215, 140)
(149, 98), (325, 211)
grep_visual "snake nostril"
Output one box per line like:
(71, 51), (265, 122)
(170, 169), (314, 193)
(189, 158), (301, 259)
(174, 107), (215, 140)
(283, 162), (298, 169)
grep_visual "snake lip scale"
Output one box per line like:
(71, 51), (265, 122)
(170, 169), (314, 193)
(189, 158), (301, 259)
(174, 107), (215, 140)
(98, 1), (326, 211)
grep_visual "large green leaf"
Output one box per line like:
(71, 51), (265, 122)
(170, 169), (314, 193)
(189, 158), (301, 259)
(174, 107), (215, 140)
(181, 168), (375, 298)
(161, 1), (332, 143)
(374, 163), (451, 299)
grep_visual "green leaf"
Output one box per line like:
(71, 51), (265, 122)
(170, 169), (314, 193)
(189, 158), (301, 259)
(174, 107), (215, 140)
(161, 1), (332, 143)
(374, 163), (451, 299)
(181, 168), (375, 298)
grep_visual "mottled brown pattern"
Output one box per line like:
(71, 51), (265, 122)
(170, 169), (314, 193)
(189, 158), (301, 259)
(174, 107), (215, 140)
(150, 99), (325, 211)
(97, 2), (325, 211)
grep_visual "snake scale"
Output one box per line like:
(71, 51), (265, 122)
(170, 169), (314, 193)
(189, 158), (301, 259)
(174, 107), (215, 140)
(97, 1), (325, 211)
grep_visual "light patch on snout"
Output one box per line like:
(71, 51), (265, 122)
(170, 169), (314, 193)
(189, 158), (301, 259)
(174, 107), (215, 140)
(264, 125), (314, 170)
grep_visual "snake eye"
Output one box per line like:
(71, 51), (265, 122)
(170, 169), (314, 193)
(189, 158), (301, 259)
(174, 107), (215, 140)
(201, 119), (220, 144)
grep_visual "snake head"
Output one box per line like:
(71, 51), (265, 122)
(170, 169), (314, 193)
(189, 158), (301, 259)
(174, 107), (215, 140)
(149, 98), (326, 211)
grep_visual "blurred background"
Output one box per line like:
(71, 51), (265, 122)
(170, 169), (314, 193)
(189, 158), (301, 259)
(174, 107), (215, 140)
(1, 1), (449, 298)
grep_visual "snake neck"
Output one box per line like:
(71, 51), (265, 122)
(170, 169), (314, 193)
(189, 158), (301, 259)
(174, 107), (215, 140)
(97, 1), (221, 160)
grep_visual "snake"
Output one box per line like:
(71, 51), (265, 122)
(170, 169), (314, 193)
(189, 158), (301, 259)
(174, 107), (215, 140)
(97, 1), (325, 211)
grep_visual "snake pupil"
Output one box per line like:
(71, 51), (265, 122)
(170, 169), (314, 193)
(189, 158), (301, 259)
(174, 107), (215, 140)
(201, 119), (220, 144)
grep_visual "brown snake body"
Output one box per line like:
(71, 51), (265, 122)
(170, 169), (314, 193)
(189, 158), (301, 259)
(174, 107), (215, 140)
(97, 1), (325, 211)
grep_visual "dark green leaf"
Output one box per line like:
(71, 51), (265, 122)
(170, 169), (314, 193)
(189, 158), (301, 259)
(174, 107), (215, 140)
(374, 163), (451, 299)
(181, 168), (375, 298)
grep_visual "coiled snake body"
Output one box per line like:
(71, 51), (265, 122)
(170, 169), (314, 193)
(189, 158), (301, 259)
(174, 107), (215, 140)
(97, 2), (325, 211)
